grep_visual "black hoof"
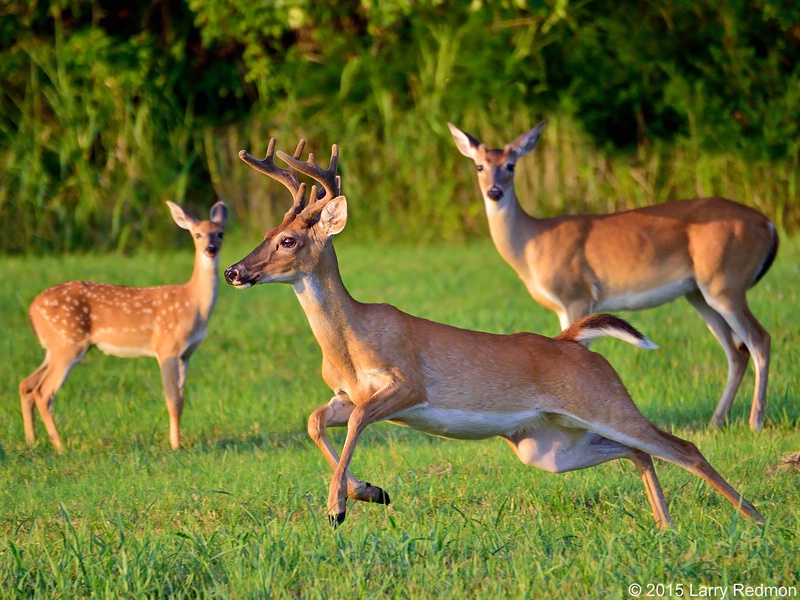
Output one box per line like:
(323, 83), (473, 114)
(328, 512), (346, 529)
(363, 482), (391, 505)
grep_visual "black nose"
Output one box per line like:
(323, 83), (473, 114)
(224, 266), (239, 284)
(487, 186), (504, 201)
(206, 245), (217, 257)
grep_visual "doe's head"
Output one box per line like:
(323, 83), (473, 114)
(448, 121), (545, 204)
(167, 200), (228, 261)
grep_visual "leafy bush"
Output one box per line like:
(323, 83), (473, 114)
(1, 0), (797, 253)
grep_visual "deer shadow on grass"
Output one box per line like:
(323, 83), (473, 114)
(196, 423), (445, 455)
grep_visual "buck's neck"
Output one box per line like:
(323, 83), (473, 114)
(484, 186), (538, 273)
(292, 244), (360, 359)
(186, 251), (219, 319)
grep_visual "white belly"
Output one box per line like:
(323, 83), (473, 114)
(597, 278), (695, 311)
(95, 342), (157, 359)
(388, 404), (544, 440)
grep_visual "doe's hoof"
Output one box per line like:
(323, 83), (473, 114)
(328, 512), (346, 529)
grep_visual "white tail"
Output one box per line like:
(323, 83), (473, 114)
(449, 121), (777, 430)
(225, 138), (764, 530)
(20, 201), (228, 451)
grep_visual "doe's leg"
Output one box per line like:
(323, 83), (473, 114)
(685, 291), (749, 428)
(701, 292), (770, 430)
(19, 363), (47, 446)
(159, 355), (183, 450)
(19, 348), (85, 452)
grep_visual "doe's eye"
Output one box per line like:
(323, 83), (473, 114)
(280, 237), (297, 249)
(476, 165), (484, 172)
(195, 233), (201, 239)
(506, 163), (515, 172)
(218, 232), (224, 239)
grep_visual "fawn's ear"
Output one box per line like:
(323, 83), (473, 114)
(167, 201), (200, 230)
(210, 201), (228, 227)
(507, 120), (546, 158)
(319, 196), (348, 237)
(448, 122), (482, 160)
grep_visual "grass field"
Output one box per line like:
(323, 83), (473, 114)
(1, 234), (798, 599)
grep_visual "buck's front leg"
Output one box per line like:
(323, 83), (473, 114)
(327, 382), (414, 528)
(308, 395), (390, 505)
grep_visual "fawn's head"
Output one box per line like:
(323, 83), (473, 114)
(168, 200), (228, 265)
(449, 121), (545, 205)
(224, 139), (346, 288)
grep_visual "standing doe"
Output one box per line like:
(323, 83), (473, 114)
(20, 201), (227, 451)
(449, 121), (778, 430)
(224, 138), (763, 529)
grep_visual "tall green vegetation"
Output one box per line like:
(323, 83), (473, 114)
(1, 0), (798, 253)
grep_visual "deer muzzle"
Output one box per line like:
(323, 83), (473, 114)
(224, 265), (253, 288)
(487, 186), (504, 201)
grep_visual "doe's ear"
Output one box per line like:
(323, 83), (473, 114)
(448, 122), (482, 160)
(167, 201), (200, 230)
(320, 196), (348, 237)
(210, 201), (228, 227)
(507, 120), (546, 158)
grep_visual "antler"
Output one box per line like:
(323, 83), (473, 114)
(277, 144), (339, 197)
(240, 138), (308, 227)
(276, 143), (341, 225)
(239, 138), (306, 194)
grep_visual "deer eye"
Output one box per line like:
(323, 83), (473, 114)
(218, 232), (224, 239)
(280, 237), (297, 249)
(476, 165), (484, 172)
(506, 163), (515, 172)
(195, 233), (201, 239)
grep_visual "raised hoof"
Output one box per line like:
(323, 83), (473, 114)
(353, 482), (391, 505)
(328, 512), (346, 529)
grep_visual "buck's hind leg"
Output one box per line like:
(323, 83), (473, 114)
(504, 427), (673, 528)
(602, 417), (764, 524)
(308, 395), (389, 505)
(649, 427), (764, 523)
(628, 450), (672, 528)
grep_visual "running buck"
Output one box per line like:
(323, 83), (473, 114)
(20, 200), (228, 451)
(224, 138), (763, 529)
(449, 121), (778, 430)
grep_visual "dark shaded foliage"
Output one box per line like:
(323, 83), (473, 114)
(0, 0), (797, 253)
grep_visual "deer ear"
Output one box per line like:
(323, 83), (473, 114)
(210, 201), (228, 226)
(448, 123), (481, 160)
(320, 196), (348, 236)
(167, 201), (199, 230)
(508, 120), (546, 158)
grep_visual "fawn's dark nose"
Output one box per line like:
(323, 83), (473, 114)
(205, 245), (218, 257)
(487, 186), (504, 201)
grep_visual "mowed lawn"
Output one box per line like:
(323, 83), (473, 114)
(0, 234), (798, 599)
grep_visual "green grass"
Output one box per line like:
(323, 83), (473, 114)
(1, 235), (799, 599)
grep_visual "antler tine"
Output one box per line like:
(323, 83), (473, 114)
(272, 182), (308, 232)
(277, 142), (340, 201)
(238, 138), (305, 196)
